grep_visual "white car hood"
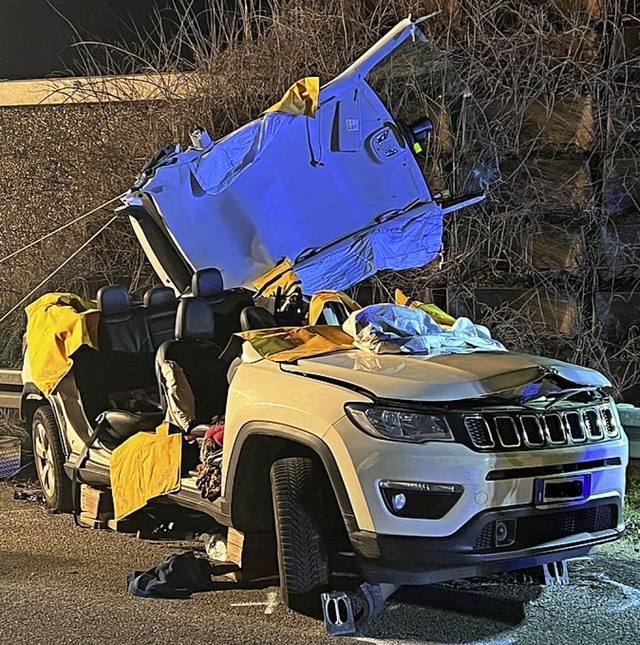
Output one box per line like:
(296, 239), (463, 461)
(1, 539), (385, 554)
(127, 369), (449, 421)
(281, 350), (611, 402)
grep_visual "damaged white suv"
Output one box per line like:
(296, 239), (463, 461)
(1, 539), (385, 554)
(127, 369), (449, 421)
(22, 17), (627, 620)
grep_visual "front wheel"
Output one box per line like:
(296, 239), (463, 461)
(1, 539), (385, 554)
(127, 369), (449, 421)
(32, 406), (72, 512)
(270, 457), (330, 616)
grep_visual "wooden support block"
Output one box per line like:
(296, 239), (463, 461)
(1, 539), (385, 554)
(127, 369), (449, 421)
(225, 528), (278, 582)
(106, 517), (138, 533)
(79, 512), (110, 529)
(449, 288), (581, 336)
(80, 485), (113, 521)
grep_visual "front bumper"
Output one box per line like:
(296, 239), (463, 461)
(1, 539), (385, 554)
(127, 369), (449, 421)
(350, 496), (624, 585)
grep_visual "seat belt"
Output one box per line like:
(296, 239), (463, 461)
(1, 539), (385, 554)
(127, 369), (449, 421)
(70, 415), (108, 526)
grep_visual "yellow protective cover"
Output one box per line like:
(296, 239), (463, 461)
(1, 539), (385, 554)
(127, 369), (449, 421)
(265, 77), (320, 117)
(25, 292), (99, 396)
(238, 325), (354, 362)
(394, 288), (456, 327)
(252, 257), (301, 298)
(308, 291), (361, 326)
(110, 422), (182, 520)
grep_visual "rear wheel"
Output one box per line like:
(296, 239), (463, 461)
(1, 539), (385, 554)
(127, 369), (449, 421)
(32, 406), (72, 512)
(270, 457), (330, 616)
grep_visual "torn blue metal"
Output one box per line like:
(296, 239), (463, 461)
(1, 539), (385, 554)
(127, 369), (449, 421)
(123, 17), (484, 294)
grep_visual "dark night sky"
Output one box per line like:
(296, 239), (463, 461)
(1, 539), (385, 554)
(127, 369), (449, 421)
(0, 0), (214, 80)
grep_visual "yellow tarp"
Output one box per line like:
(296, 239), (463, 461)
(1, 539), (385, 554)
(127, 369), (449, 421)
(238, 325), (354, 362)
(25, 292), (99, 396)
(253, 257), (301, 297)
(110, 422), (182, 520)
(394, 288), (456, 327)
(265, 77), (320, 117)
(308, 291), (361, 326)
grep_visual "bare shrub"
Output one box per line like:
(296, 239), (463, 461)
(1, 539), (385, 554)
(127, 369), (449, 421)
(0, 0), (638, 400)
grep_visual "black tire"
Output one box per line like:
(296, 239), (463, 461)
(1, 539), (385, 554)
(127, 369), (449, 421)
(270, 457), (330, 617)
(31, 406), (72, 512)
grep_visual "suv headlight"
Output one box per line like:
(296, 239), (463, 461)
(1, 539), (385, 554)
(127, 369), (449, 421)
(345, 404), (454, 443)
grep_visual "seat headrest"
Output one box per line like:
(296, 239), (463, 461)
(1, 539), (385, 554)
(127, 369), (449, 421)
(175, 297), (215, 341)
(192, 268), (223, 298)
(240, 306), (277, 331)
(144, 286), (177, 308)
(97, 284), (132, 314)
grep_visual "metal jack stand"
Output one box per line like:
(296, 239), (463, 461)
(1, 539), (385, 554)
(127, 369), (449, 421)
(520, 559), (570, 586)
(322, 582), (398, 637)
(541, 560), (570, 586)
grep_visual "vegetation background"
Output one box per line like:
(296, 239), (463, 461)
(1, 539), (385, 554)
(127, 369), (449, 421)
(0, 0), (638, 392)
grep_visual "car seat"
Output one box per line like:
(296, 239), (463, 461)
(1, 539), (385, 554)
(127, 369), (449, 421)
(144, 286), (178, 351)
(156, 297), (228, 428)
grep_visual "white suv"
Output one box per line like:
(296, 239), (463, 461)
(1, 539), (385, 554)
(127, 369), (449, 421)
(22, 17), (628, 618)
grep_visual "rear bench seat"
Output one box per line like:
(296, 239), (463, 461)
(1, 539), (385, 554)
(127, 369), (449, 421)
(71, 275), (252, 433)
(71, 285), (158, 429)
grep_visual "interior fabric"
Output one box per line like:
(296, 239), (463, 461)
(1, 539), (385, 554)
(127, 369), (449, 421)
(160, 359), (196, 431)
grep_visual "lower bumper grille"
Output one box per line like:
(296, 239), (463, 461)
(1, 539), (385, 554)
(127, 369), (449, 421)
(474, 503), (618, 551)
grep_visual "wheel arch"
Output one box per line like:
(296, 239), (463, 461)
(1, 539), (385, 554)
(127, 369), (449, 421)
(20, 383), (46, 425)
(223, 422), (357, 535)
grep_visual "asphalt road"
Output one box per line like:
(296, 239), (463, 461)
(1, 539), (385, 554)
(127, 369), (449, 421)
(1, 483), (639, 645)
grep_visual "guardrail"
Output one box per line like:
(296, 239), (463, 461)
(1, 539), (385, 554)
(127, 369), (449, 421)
(0, 369), (22, 410)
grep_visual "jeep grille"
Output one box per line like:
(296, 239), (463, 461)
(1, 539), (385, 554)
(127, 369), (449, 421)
(462, 405), (619, 450)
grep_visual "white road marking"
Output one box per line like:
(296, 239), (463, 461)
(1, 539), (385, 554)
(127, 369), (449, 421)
(264, 591), (279, 615)
(598, 574), (640, 614)
(230, 601), (268, 607)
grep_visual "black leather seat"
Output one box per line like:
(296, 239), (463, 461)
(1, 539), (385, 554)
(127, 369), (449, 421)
(192, 268), (254, 349)
(96, 409), (164, 446)
(156, 297), (229, 426)
(240, 306), (277, 331)
(144, 286), (178, 350)
(97, 284), (152, 353)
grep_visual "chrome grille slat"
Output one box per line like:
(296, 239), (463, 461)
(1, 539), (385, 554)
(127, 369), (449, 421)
(464, 415), (494, 448)
(583, 408), (603, 440)
(494, 416), (521, 448)
(544, 413), (567, 445)
(599, 407), (619, 439)
(463, 403), (617, 450)
(565, 411), (585, 443)
(521, 415), (545, 447)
